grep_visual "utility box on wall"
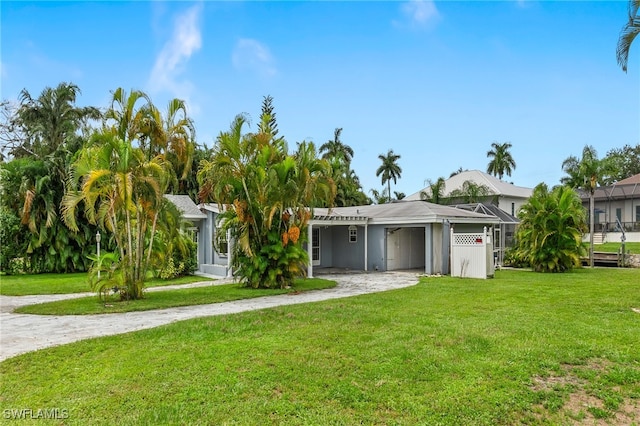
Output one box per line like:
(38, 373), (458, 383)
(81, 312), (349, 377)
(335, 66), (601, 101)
(450, 227), (495, 279)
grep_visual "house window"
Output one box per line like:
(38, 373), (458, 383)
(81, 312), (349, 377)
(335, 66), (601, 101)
(215, 228), (228, 257)
(349, 225), (357, 243)
(636, 205), (640, 222)
(616, 208), (622, 223)
(511, 203), (515, 217)
(312, 228), (320, 265)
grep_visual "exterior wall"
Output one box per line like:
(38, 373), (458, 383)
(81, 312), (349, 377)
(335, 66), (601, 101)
(198, 209), (228, 273)
(367, 225), (387, 272)
(496, 196), (527, 217)
(329, 226), (366, 270)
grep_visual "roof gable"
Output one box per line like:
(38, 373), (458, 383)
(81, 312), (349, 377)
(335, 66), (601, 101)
(164, 195), (207, 220)
(406, 170), (533, 201)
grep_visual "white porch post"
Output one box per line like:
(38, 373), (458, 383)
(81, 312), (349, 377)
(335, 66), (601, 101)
(226, 228), (233, 278)
(307, 223), (314, 278)
(364, 223), (368, 271)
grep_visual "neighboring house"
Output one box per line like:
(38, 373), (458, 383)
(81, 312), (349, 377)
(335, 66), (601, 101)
(308, 200), (499, 276)
(405, 170), (533, 217)
(579, 173), (640, 243)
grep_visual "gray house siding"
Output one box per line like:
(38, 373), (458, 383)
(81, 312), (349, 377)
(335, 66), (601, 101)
(198, 208), (229, 276)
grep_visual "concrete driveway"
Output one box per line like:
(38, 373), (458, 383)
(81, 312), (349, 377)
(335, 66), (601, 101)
(0, 271), (421, 362)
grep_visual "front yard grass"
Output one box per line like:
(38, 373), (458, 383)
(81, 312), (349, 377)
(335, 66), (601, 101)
(0, 273), (212, 296)
(1, 268), (639, 425)
(14, 278), (337, 315)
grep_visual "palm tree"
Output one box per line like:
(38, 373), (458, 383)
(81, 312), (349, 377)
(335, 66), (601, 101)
(561, 145), (611, 268)
(376, 149), (402, 203)
(449, 180), (490, 203)
(515, 183), (587, 272)
(617, 0), (640, 72)
(319, 128), (354, 165)
(420, 177), (446, 204)
(63, 89), (180, 300)
(143, 98), (196, 193)
(198, 111), (335, 288)
(486, 142), (516, 180)
(2, 83), (101, 273)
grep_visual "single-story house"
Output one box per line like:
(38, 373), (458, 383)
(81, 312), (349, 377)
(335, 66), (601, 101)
(167, 196), (502, 277)
(405, 170), (533, 217)
(579, 173), (640, 243)
(307, 200), (499, 276)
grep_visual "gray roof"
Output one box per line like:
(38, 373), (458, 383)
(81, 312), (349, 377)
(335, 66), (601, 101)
(452, 203), (520, 224)
(164, 194), (207, 220)
(313, 200), (499, 225)
(405, 170), (533, 201)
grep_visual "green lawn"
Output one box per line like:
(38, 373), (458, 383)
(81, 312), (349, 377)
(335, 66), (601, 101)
(593, 242), (640, 254)
(14, 278), (337, 315)
(0, 273), (212, 296)
(1, 268), (639, 425)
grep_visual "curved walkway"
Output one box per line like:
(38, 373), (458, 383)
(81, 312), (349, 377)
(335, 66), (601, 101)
(0, 271), (421, 362)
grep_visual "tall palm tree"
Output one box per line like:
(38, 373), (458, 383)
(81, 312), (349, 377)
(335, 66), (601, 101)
(63, 89), (178, 299)
(319, 128), (354, 165)
(617, 0), (640, 72)
(561, 145), (612, 268)
(376, 149), (402, 203)
(486, 141), (516, 180)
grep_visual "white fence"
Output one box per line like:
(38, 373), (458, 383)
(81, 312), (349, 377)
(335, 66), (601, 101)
(450, 227), (494, 279)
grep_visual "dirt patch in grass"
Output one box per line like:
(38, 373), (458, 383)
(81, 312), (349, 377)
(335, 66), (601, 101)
(530, 360), (639, 425)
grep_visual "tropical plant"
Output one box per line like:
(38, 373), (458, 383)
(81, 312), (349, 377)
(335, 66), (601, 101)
(486, 141), (516, 180)
(394, 191), (406, 200)
(514, 184), (587, 272)
(320, 129), (367, 207)
(561, 145), (612, 267)
(369, 188), (390, 205)
(141, 98), (197, 194)
(376, 149), (402, 203)
(420, 177), (446, 204)
(0, 83), (101, 273)
(62, 89), (187, 300)
(197, 110), (336, 289)
(616, 0), (640, 72)
(604, 143), (640, 181)
(449, 180), (491, 203)
(320, 128), (354, 165)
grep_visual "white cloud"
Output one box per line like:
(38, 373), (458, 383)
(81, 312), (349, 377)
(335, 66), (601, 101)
(395, 0), (441, 29)
(232, 38), (277, 78)
(148, 3), (203, 107)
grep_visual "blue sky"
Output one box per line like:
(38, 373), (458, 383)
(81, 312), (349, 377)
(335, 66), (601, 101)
(2, 1), (639, 197)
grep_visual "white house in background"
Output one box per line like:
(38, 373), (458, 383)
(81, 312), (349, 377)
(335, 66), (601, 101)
(405, 170), (533, 217)
(579, 172), (640, 243)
